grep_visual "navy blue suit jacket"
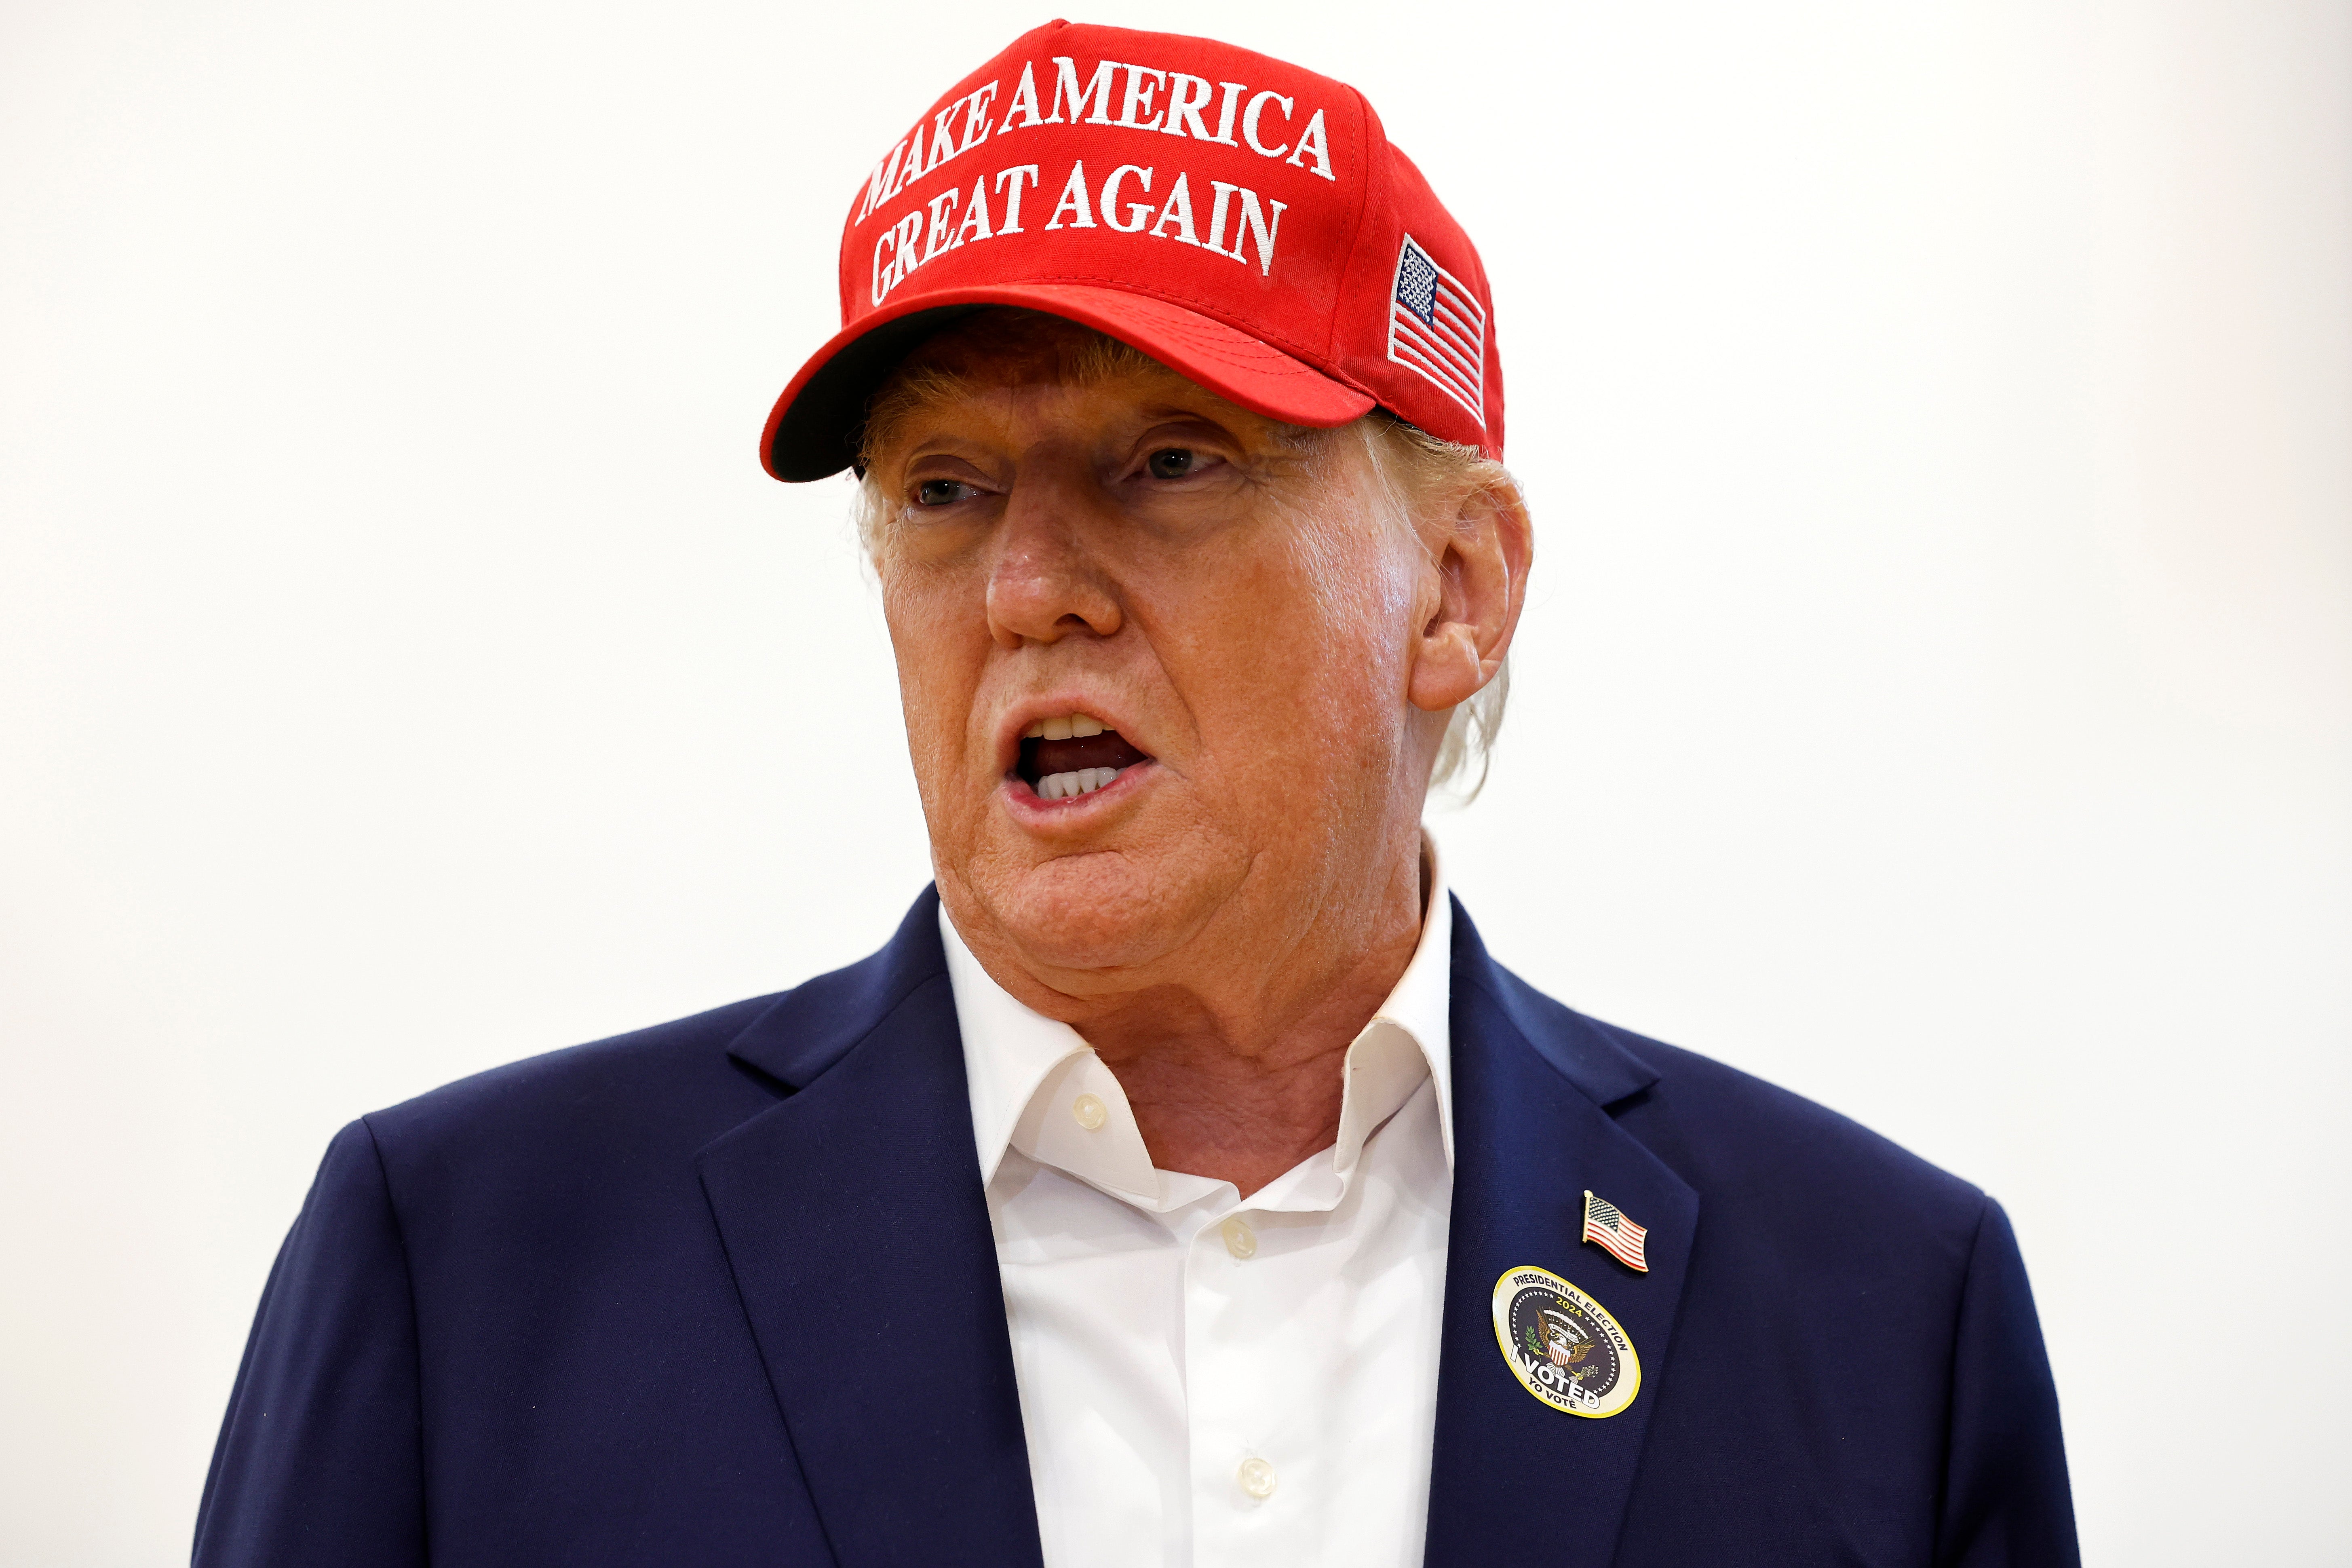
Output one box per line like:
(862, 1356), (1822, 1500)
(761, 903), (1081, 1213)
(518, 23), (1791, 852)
(196, 891), (2077, 1566)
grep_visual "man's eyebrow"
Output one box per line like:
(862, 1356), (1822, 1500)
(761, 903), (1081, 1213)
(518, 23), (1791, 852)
(855, 360), (1319, 472)
(857, 365), (984, 469)
(1126, 403), (1243, 432)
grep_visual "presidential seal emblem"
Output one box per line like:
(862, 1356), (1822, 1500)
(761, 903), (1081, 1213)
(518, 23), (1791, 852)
(1491, 1265), (1641, 1418)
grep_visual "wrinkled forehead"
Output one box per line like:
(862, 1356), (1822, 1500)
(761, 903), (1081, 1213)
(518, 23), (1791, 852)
(859, 308), (1298, 464)
(897, 309), (1148, 384)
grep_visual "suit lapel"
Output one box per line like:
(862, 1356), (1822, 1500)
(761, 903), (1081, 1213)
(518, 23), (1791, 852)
(1425, 901), (1700, 1568)
(696, 891), (1044, 1568)
(694, 890), (1692, 1567)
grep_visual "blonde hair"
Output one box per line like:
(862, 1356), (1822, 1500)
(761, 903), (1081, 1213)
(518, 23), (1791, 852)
(1351, 415), (1517, 801)
(850, 327), (1518, 800)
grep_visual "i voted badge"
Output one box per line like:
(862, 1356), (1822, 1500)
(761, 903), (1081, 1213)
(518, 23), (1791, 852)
(1491, 1265), (1641, 1418)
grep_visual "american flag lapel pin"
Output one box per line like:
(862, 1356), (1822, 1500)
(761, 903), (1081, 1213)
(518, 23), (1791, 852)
(1582, 1190), (1650, 1273)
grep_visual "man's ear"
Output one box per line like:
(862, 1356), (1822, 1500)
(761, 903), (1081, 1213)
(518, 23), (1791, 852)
(1407, 475), (1533, 713)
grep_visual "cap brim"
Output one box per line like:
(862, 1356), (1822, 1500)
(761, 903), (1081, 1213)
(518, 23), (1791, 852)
(760, 283), (1377, 482)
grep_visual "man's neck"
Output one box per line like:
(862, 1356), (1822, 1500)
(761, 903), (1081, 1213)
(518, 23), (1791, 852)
(1057, 843), (1431, 1197)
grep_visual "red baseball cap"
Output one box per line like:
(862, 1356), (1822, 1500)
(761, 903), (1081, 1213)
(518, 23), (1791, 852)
(761, 19), (1504, 481)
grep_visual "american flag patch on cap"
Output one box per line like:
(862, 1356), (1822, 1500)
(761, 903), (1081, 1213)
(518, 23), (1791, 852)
(1386, 235), (1487, 428)
(1582, 1190), (1650, 1272)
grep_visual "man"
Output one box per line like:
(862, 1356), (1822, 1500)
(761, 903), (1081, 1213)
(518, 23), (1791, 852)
(196, 21), (2077, 1568)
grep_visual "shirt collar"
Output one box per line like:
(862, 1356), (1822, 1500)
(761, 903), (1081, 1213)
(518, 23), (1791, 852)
(942, 835), (1456, 1201)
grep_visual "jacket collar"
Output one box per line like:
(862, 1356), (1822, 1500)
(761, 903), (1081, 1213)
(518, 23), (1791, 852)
(723, 889), (953, 1092)
(1422, 898), (1698, 1568)
(696, 887), (1046, 1568)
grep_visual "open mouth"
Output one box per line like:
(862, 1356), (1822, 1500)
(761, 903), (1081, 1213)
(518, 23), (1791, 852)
(1015, 712), (1153, 801)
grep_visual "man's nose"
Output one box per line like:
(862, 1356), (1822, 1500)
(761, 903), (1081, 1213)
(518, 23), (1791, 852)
(983, 479), (1124, 650)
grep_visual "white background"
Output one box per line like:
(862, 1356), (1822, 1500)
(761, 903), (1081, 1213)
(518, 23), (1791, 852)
(3, 1), (2346, 1562)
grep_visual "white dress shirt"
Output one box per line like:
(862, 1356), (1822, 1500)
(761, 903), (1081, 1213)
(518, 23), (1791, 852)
(940, 847), (1455, 1568)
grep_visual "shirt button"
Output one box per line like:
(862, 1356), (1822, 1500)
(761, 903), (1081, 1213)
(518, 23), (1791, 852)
(1070, 1093), (1107, 1131)
(1220, 1217), (1257, 1259)
(1236, 1457), (1278, 1499)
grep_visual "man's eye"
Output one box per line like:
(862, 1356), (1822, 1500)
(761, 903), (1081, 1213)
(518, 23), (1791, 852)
(915, 479), (975, 506)
(1145, 448), (1196, 479)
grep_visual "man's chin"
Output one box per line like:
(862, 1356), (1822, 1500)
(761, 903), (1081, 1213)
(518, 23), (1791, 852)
(956, 845), (1232, 984)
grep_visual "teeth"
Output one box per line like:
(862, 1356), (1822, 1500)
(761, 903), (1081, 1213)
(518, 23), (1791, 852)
(1036, 766), (1122, 802)
(1021, 713), (1130, 803)
(1022, 712), (1112, 741)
